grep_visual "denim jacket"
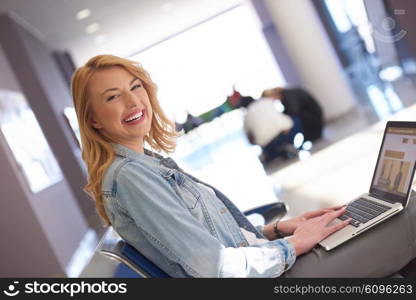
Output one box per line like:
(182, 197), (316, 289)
(102, 143), (296, 277)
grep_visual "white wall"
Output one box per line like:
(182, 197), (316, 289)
(265, 0), (358, 121)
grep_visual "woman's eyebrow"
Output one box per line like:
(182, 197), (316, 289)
(101, 87), (118, 96)
(129, 77), (140, 86)
(100, 77), (139, 95)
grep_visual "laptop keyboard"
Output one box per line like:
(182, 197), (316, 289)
(338, 198), (391, 227)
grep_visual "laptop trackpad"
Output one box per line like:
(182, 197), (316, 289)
(319, 220), (357, 250)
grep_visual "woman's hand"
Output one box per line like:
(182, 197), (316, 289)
(286, 207), (351, 256)
(263, 205), (345, 240)
(277, 205), (345, 235)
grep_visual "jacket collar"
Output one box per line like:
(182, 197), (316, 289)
(112, 143), (181, 170)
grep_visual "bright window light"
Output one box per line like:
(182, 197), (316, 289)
(325, 0), (375, 53)
(0, 90), (63, 193)
(324, 0), (352, 33)
(379, 65), (403, 82)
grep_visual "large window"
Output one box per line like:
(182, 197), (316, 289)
(324, 0), (375, 53)
(0, 90), (63, 193)
(130, 4), (285, 123)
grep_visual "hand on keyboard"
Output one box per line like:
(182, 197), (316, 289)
(286, 207), (352, 256)
(338, 198), (390, 227)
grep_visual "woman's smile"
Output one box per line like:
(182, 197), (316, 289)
(123, 109), (146, 125)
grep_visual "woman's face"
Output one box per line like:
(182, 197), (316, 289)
(87, 66), (153, 151)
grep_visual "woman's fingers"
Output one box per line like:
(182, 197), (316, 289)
(303, 209), (327, 218)
(326, 205), (346, 210)
(289, 208), (351, 256)
(325, 218), (352, 236)
(322, 207), (347, 224)
(320, 205), (346, 214)
(321, 208), (350, 238)
(303, 205), (346, 219)
(304, 208), (334, 219)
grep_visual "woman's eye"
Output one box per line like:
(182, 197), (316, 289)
(131, 84), (141, 90)
(107, 94), (119, 101)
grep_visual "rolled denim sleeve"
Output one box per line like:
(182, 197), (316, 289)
(219, 237), (296, 277)
(276, 238), (297, 271)
(114, 162), (295, 277)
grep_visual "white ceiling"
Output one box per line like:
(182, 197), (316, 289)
(0, 0), (243, 65)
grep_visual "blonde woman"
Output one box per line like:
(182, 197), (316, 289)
(71, 55), (416, 277)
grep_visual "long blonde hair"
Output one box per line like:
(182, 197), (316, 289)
(71, 54), (179, 226)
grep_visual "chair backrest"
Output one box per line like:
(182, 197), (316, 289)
(120, 241), (170, 278)
(97, 227), (170, 278)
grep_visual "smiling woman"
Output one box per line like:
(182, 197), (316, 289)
(71, 55), (178, 225)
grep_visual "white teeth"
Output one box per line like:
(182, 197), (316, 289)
(124, 111), (143, 122)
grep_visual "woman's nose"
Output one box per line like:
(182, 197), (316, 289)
(125, 91), (139, 107)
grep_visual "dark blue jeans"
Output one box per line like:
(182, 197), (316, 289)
(262, 116), (303, 159)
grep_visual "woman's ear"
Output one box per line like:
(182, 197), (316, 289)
(89, 114), (102, 129)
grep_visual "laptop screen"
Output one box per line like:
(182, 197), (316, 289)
(370, 122), (416, 204)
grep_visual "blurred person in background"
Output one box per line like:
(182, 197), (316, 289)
(243, 97), (301, 164)
(262, 86), (324, 143)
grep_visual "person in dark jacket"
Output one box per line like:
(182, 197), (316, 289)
(262, 87), (324, 142)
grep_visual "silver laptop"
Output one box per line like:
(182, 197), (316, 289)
(320, 121), (416, 251)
